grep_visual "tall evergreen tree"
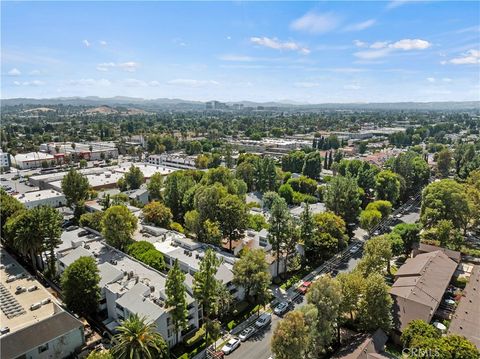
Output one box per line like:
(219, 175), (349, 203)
(165, 260), (188, 345)
(268, 197), (291, 277)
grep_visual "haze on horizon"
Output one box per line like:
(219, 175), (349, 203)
(1, 1), (480, 103)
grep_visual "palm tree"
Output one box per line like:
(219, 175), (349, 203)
(111, 314), (168, 359)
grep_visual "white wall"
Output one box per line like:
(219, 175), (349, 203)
(23, 327), (84, 359)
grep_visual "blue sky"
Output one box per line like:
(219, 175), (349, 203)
(2, 1), (479, 102)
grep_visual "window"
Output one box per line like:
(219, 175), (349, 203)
(167, 317), (171, 326)
(38, 343), (49, 353)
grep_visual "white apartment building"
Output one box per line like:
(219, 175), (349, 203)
(0, 151), (10, 169)
(56, 234), (201, 348)
(0, 247), (85, 359)
(14, 189), (66, 209)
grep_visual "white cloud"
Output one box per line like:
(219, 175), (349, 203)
(167, 79), (220, 87)
(219, 54), (255, 62)
(354, 38), (431, 59)
(344, 83), (361, 90)
(343, 19), (376, 32)
(250, 37), (310, 55)
(13, 80), (45, 86)
(426, 77), (436, 83)
(99, 40), (107, 46)
(294, 81), (321, 88)
(370, 41), (389, 49)
(389, 39), (431, 50)
(82, 39), (91, 48)
(443, 49), (480, 65)
(8, 68), (21, 76)
(354, 48), (392, 59)
(353, 40), (368, 48)
(117, 62), (140, 72)
(96, 62), (140, 72)
(68, 78), (111, 87)
(442, 78), (452, 82)
(226, 36), (232, 40)
(290, 11), (340, 34)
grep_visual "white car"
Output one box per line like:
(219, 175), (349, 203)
(222, 337), (241, 354)
(273, 302), (290, 316)
(239, 326), (256, 341)
(255, 313), (272, 328)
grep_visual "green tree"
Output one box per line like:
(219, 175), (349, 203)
(165, 260), (188, 345)
(401, 320), (440, 348)
(79, 211), (104, 232)
(218, 194), (248, 251)
(442, 334), (480, 359)
(337, 271), (364, 320)
(306, 212), (348, 261)
(392, 223), (421, 254)
(247, 213), (268, 231)
(366, 200), (392, 219)
(233, 249), (271, 308)
(0, 191), (25, 235)
(38, 206), (63, 277)
(147, 172), (163, 200)
(5, 209), (44, 272)
(421, 219), (464, 250)
(122, 165), (145, 190)
(386, 151), (430, 197)
(375, 170), (401, 204)
(86, 350), (113, 359)
(61, 168), (90, 218)
(137, 249), (165, 271)
(112, 314), (168, 359)
(325, 175), (361, 224)
(235, 161), (255, 191)
(278, 183), (294, 205)
(61, 256), (100, 317)
(101, 205), (138, 251)
(142, 201), (173, 228)
(268, 197), (291, 277)
(421, 179), (470, 231)
(358, 235), (393, 275)
(357, 273), (393, 332)
(306, 275), (343, 352)
(359, 209), (382, 234)
(271, 311), (308, 359)
(262, 191), (280, 211)
(302, 151), (322, 180)
(203, 219), (222, 245)
(437, 148), (453, 178)
(282, 150), (306, 173)
(193, 249), (221, 345)
(164, 171), (195, 222)
(300, 204), (315, 257)
(127, 241), (155, 258)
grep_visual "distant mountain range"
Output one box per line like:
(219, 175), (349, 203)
(1, 96), (479, 111)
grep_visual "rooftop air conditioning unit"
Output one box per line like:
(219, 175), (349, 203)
(30, 303), (42, 311)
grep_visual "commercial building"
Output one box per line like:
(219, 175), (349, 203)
(11, 152), (55, 169)
(0, 151), (10, 170)
(0, 247), (85, 359)
(390, 251), (457, 336)
(40, 142), (118, 162)
(448, 265), (480, 349)
(147, 154), (196, 170)
(13, 189), (66, 209)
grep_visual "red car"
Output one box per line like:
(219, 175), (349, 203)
(297, 281), (312, 295)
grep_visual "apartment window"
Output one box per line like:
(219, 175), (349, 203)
(38, 343), (49, 353)
(167, 317), (171, 326)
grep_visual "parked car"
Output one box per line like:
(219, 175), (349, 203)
(239, 326), (256, 341)
(255, 313), (272, 328)
(65, 225), (79, 232)
(297, 281), (312, 295)
(273, 301), (290, 316)
(221, 337), (241, 354)
(78, 230), (90, 237)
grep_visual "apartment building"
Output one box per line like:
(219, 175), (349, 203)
(0, 247), (85, 359)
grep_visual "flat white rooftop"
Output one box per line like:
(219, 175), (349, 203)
(14, 189), (64, 203)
